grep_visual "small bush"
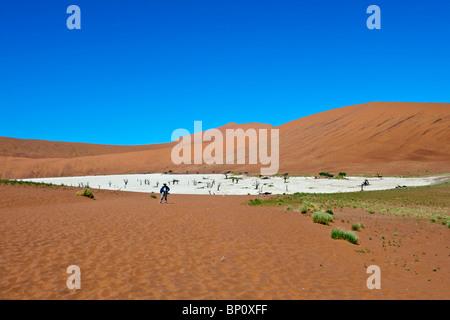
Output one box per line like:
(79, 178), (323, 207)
(325, 209), (334, 215)
(331, 228), (359, 244)
(0, 179), (54, 187)
(367, 209), (375, 214)
(299, 201), (320, 214)
(150, 194), (157, 199)
(338, 172), (347, 177)
(76, 188), (94, 199)
(319, 172), (334, 178)
(249, 198), (263, 206)
(352, 223), (364, 231)
(313, 211), (334, 225)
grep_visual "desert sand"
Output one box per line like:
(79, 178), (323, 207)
(1, 102), (449, 179)
(1, 101), (449, 300)
(0, 183), (448, 300)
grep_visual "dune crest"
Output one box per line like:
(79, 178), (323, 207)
(0, 102), (449, 179)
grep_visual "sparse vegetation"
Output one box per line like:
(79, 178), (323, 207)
(319, 172), (334, 178)
(300, 204), (308, 214)
(0, 179), (54, 187)
(76, 188), (94, 199)
(313, 211), (334, 225)
(247, 182), (450, 221)
(298, 201), (320, 214)
(249, 198), (264, 206)
(331, 228), (359, 244)
(351, 223), (365, 231)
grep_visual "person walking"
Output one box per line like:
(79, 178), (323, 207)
(160, 183), (170, 203)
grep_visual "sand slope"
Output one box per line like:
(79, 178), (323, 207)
(1, 102), (449, 178)
(0, 183), (448, 299)
(277, 102), (450, 176)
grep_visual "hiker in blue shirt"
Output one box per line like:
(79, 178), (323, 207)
(160, 183), (170, 203)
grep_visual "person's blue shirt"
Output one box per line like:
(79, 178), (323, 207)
(160, 186), (170, 193)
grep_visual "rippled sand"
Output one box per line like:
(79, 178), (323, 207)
(0, 184), (448, 299)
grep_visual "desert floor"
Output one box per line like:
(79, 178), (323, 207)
(0, 183), (448, 300)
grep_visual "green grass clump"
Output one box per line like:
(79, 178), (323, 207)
(331, 228), (359, 244)
(351, 223), (365, 231)
(76, 188), (94, 199)
(249, 198), (264, 206)
(150, 194), (157, 199)
(313, 211), (334, 225)
(325, 209), (334, 215)
(0, 179), (54, 187)
(319, 172), (334, 178)
(367, 209), (375, 214)
(298, 201), (320, 214)
(300, 204), (308, 214)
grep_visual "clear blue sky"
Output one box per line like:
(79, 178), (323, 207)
(1, 0), (449, 145)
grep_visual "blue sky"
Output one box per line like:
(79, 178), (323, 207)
(1, 0), (449, 145)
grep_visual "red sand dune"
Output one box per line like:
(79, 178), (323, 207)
(0, 102), (449, 179)
(0, 183), (448, 300)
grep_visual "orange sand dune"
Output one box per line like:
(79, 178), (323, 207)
(0, 102), (449, 179)
(0, 136), (160, 159)
(0, 183), (448, 299)
(276, 102), (450, 176)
